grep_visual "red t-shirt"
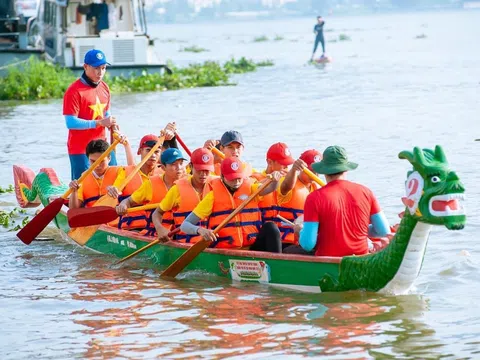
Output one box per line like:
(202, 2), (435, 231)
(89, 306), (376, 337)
(304, 179), (381, 257)
(63, 79), (110, 155)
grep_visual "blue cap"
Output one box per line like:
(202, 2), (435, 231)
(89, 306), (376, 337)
(161, 148), (187, 165)
(220, 130), (244, 147)
(84, 49), (110, 67)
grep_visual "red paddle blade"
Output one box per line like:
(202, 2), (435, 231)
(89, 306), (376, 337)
(17, 197), (64, 245)
(67, 206), (118, 228)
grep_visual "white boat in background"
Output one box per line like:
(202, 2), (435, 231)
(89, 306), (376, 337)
(1, 0), (170, 77)
(0, 0), (43, 73)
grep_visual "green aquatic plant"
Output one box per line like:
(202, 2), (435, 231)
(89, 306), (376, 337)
(108, 61), (230, 93)
(253, 35), (269, 42)
(274, 35), (284, 41)
(256, 60), (274, 67)
(0, 207), (29, 231)
(0, 57), (274, 100)
(339, 34), (351, 41)
(0, 57), (75, 101)
(0, 184), (14, 194)
(223, 57), (257, 74)
(222, 58), (273, 73)
(180, 45), (209, 53)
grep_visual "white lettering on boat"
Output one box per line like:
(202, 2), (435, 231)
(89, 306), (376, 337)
(228, 260), (270, 283)
(107, 235), (119, 244)
(106, 235), (137, 250)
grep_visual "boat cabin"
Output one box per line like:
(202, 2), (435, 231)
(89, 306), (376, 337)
(35, 0), (166, 75)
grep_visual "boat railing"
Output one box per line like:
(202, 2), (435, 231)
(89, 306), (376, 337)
(0, 16), (20, 47)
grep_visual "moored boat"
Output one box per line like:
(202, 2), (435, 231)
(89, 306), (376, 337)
(18, 0), (169, 76)
(13, 145), (466, 294)
(0, 0), (43, 75)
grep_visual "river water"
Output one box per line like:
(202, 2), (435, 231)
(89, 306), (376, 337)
(1, 10), (479, 359)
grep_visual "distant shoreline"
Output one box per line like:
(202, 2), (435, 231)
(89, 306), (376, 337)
(145, 5), (478, 25)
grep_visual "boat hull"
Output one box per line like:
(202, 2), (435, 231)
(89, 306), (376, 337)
(54, 209), (341, 293)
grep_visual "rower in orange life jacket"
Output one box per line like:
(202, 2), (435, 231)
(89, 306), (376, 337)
(68, 138), (132, 209)
(152, 147), (216, 243)
(179, 157), (284, 253)
(277, 149), (322, 250)
(115, 147), (187, 236)
(251, 142), (295, 224)
(106, 133), (169, 229)
(204, 130), (255, 177)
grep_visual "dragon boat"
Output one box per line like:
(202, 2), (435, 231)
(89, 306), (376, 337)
(13, 146), (466, 294)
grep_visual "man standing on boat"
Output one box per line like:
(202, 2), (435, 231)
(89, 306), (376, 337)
(63, 49), (117, 180)
(296, 146), (391, 257)
(311, 16), (326, 61)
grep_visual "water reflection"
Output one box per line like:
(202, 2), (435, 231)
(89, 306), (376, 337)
(69, 263), (444, 359)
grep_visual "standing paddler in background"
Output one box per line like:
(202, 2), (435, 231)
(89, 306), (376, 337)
(63, 49), (118, 180)
(311, 16), (326, 62)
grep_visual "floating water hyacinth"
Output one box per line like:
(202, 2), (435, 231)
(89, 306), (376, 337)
(180, 45), (209, 53)
(0, 57), (274, 101)
(0, 185), (14, 193)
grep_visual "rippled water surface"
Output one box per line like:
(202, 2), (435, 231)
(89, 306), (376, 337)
(1, 10), (479, 359)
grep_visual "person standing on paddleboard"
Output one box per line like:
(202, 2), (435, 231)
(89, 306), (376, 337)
(311, 16), (326, 61)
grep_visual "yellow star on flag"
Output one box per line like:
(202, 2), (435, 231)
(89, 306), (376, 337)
(89, 96), (107, 120)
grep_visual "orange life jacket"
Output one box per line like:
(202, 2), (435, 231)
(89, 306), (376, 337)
(171, 177), (208, 244)
(117, 166), (147, 230)
(214, 162), (253, 178)
(276, 180), (318, 244)
(250, 171), (277, 224)
(82, 167), (119, 207)
(207, 177), (262, 249)
(142, 175), (173, 237)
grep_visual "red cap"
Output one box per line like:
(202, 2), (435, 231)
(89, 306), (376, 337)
(137, 134), (159, 155)
(300, 149), (322, 171)
(191, 148), (214, 171)
(221, 157), (245, 181)
(266, 142), (295, 166)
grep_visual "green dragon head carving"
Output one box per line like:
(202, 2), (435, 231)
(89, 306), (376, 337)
(398, 145), (465, 230)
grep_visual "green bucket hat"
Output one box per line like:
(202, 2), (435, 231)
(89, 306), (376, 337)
(311, 146), (358, 175)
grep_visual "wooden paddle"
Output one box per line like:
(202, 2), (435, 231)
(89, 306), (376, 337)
(303, 168), (325, 187)
(113, 228), (181, 266)
(68, 135), (165, 246)
(160, 178), (273, 279)
(175, 132), (192, 157)
(211, 147), (225, 159)
(17, 134), (122, 245)
(277, 215), (295, 226)
(68, 203), (160, 228)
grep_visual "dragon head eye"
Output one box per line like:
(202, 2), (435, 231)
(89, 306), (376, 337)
(431, 176), (441, 183)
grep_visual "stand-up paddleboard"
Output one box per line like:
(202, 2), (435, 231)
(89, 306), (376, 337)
(313, 55), (332, 64)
